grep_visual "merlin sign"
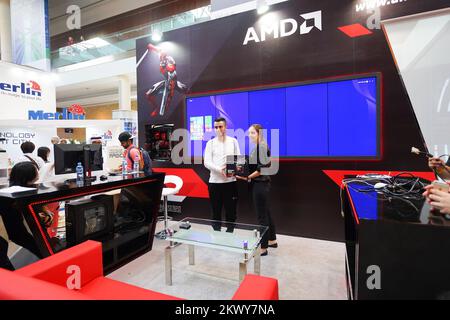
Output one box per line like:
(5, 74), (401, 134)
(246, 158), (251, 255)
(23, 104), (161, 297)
(0, 62), (56, 120)
(28, 105), (86, 120)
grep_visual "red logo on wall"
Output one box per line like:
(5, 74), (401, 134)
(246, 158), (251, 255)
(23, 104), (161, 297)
(67, 104), (86, 116)
(29, 80), (41, 91)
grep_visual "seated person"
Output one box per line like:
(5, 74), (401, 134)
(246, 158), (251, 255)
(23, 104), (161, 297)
(429, 157), (450, 180)
(0, 162), (43, 270)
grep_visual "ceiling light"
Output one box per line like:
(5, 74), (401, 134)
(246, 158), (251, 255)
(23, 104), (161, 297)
(152, 32), (162, 42)
(256, 0), (269, 15)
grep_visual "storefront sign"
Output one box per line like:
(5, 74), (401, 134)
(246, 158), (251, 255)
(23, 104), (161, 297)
(28, 107), (85, 120)
(0, 80), (42, 98)
(0, 62), (56, 120)
(243, 10), (322, 45)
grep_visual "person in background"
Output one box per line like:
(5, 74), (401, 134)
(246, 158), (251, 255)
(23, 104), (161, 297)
(0, 162), (42, 270)
(204, 117), (241, 232)
(37, 147), (50, 163)
(118, 132), (141, 171)
(17, 141), (45, 171)
(36, 146), (55, 182)
(236, 124), (277, 256)
(90, 136), (102, 145)
(50, 136), (60, 145)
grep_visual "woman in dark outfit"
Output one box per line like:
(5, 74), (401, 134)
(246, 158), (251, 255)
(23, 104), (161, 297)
(237, 124), (277, 256)
(0, 162), (42, 270)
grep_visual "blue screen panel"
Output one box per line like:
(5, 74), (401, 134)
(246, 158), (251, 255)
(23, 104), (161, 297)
(286, 84), (328, 156)
(248, 88), (286, 156)
(186, 96), (216, 157)
(213, 92), (248, 130)
(328, 77), (378, 156)
(213, 92), (248, 154)
(186, 75), (379, 158)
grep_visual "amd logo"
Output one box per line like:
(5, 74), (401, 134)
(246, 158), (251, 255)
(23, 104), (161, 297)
(243, 10), (322, 46)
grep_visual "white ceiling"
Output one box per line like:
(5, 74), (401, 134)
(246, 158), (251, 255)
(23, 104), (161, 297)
(56, 72), (137, 107)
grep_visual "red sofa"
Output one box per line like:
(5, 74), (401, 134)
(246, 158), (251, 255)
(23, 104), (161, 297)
(0, 240), (278, 300)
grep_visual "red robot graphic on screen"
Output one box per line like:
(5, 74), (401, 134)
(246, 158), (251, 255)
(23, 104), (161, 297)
(137, 43), (188, 117)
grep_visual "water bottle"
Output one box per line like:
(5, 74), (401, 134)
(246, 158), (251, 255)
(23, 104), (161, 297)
(133, 154), (140, 173)
(122, 157), (128, 175)
(76, 162), (84, 183)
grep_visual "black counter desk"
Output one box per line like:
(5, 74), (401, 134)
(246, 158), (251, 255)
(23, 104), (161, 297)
(343, 181), (450, 299)
(0, 172), (165, 273)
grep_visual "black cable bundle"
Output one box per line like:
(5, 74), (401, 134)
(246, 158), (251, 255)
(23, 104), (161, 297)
(382, 172), (426, 201)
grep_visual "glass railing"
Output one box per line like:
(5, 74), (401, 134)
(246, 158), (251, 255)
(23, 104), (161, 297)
(51, 5), (211, 69)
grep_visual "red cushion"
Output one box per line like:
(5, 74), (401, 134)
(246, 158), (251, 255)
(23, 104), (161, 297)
(80, 277), (182, 300)
(232, 274), (279, 300)
(16, 240), (103, 287)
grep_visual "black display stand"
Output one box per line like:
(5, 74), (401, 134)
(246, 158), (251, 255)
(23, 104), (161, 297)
(0, 172), (165, 273)
(343, 181), (450, 299)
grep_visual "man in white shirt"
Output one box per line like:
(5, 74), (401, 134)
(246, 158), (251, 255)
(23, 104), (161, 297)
(17, 141), (45, 171)
(204, 118), (241, 232)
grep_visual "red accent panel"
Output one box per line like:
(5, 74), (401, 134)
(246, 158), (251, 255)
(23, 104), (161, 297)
(338, 24), (373, 38)
(232, 274), (279, 300)
(153, 168), (209, 198)
(323, 170), (435, 189)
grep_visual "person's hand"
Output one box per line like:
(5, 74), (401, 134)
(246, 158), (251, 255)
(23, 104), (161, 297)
(235, 175), (247, 181)
(428, 187), (450, 214)
(429, 157), (445, 170)
(221, 166), (228, 178)
(422, 184), (433, 198)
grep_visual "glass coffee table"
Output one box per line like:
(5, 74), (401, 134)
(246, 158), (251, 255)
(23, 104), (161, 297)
(164, 217), (268, 285)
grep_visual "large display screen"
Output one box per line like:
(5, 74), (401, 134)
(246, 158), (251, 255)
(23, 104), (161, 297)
(186, 75), (380, 158)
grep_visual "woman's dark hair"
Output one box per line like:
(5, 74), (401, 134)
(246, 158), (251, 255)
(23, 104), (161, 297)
(9, 162), (38, 187)
(37, 147), (50, 163)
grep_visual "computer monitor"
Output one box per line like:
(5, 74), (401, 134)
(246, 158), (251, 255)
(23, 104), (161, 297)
(54, 143), (103, 175)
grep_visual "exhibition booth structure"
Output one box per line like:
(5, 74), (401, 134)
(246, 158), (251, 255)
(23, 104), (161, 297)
(132, 0), (448, 299)
(136, 0), (450, 242)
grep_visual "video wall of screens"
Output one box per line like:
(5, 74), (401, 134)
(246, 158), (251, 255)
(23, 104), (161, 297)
(186, 75), (380, 158)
